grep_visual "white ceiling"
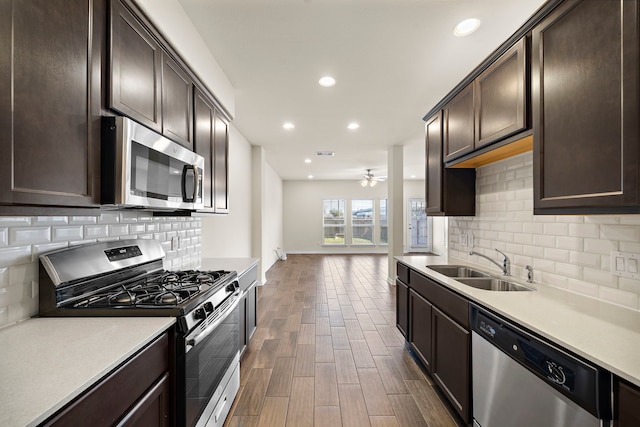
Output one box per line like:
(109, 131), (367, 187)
(178, 0), (546, 182)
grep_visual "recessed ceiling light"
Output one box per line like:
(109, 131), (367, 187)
(283, 122), (295, 130)
(318, 76), (336, 87)
(347, 122), (360, 130)
(454, 18), (481, 37)
(304, 159), (312, 164)
(411, 174), (416, 178)
(308, 175), (314, 179)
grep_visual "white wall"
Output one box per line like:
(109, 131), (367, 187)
(449, 152), (640, 311)
(283, 180), (389, 254)
(201, 125), (253, 258)
(263, 164), (284, 272)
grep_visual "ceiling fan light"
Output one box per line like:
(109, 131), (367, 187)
(360, 179), (368, 187)
(370, 180), (377, 187)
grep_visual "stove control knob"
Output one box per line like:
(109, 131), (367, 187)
(194, 307), (206, 320)
(203, 302), (214, 313)
(226, 282), (238, 293)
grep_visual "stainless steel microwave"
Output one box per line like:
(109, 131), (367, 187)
(101, 116), (204, 210)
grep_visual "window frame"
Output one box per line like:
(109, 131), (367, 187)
(322, 199), (347, 245)
(350, 199), (375, 245)
(379, 199), (388, 246)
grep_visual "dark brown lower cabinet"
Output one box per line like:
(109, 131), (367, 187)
(42, 332), (172, 427)
(238, 264), (258, 357)
(246, 283), (257, 341)
(432, 306), (471, 424)
(240, 282), (258, 356)
(395, 279), (409, 338)
(409, 289), (432, 372)
(615, 377), (640, 427)
(118, 373), (171, 427)
(398, 262), (471, 425)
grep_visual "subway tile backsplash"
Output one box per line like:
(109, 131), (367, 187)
(0, 212), (201, 329)
(449, 151), (640, 311)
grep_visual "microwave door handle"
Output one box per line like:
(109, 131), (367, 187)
(185, 289), (245, 353)
(192, 164), (200, 203)
(181, 165), (197, 203)
(181, 165), (191, 202)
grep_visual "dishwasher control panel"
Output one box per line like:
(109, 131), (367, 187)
(470, 304), (611, 420)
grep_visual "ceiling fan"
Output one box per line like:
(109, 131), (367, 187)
(360, 169), (386, 187)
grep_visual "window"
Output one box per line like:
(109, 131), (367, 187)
(351, 199), (374, 245)
(379, 199), (388, 244)
(323, 199), (346, 245)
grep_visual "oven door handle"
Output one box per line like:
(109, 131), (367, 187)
(186, 289), (245, 353)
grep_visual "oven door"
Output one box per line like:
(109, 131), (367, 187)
(183, 290), (244, 427)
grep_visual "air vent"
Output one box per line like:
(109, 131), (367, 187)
(315, 151), (335, 157)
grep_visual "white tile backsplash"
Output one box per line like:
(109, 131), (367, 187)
(449, 151), (640, 311)
(0, 212), (201, 329)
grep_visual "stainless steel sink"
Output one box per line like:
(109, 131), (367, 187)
(426, 265), (491, 278)
(455, 278), (534, 292)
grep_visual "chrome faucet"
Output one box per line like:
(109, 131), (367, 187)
(525, 265), (534, 283)
(469, 249), (511, 276)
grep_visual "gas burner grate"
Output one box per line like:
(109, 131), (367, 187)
(72, 269), (233, 309)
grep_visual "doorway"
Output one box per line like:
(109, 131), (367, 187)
(407, 198), (431, 253)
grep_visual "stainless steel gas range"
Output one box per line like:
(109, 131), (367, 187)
(38, 239), (243, 427)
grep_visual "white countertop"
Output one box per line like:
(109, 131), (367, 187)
(0, 317), (175, 427)
(397, 255), (640, 387)
(200, 257), (259, 278)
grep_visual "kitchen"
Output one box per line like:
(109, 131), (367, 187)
(2, 0), (640, 426)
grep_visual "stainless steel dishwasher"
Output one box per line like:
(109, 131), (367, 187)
(470, 304), (612, 427)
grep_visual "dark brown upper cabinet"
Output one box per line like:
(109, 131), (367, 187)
(426, 112), (444, 213)
(425, 112), (475, 216)
(443, 83), (475, 161)
(162, 53), (193, 149)
(532, 0), (640, 213)
(213, 110), (230, 213)
(110, 0), (194, 149)
(109, 0), (162, 133)
(443, 38), (528, 165)
(194, 88), (214, 210)
(0, 0), (103, 207)
(194, 88), (229, 214)
(475, 38), (527, 148)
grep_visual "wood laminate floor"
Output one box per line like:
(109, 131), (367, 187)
(224, 254), (464, 427)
